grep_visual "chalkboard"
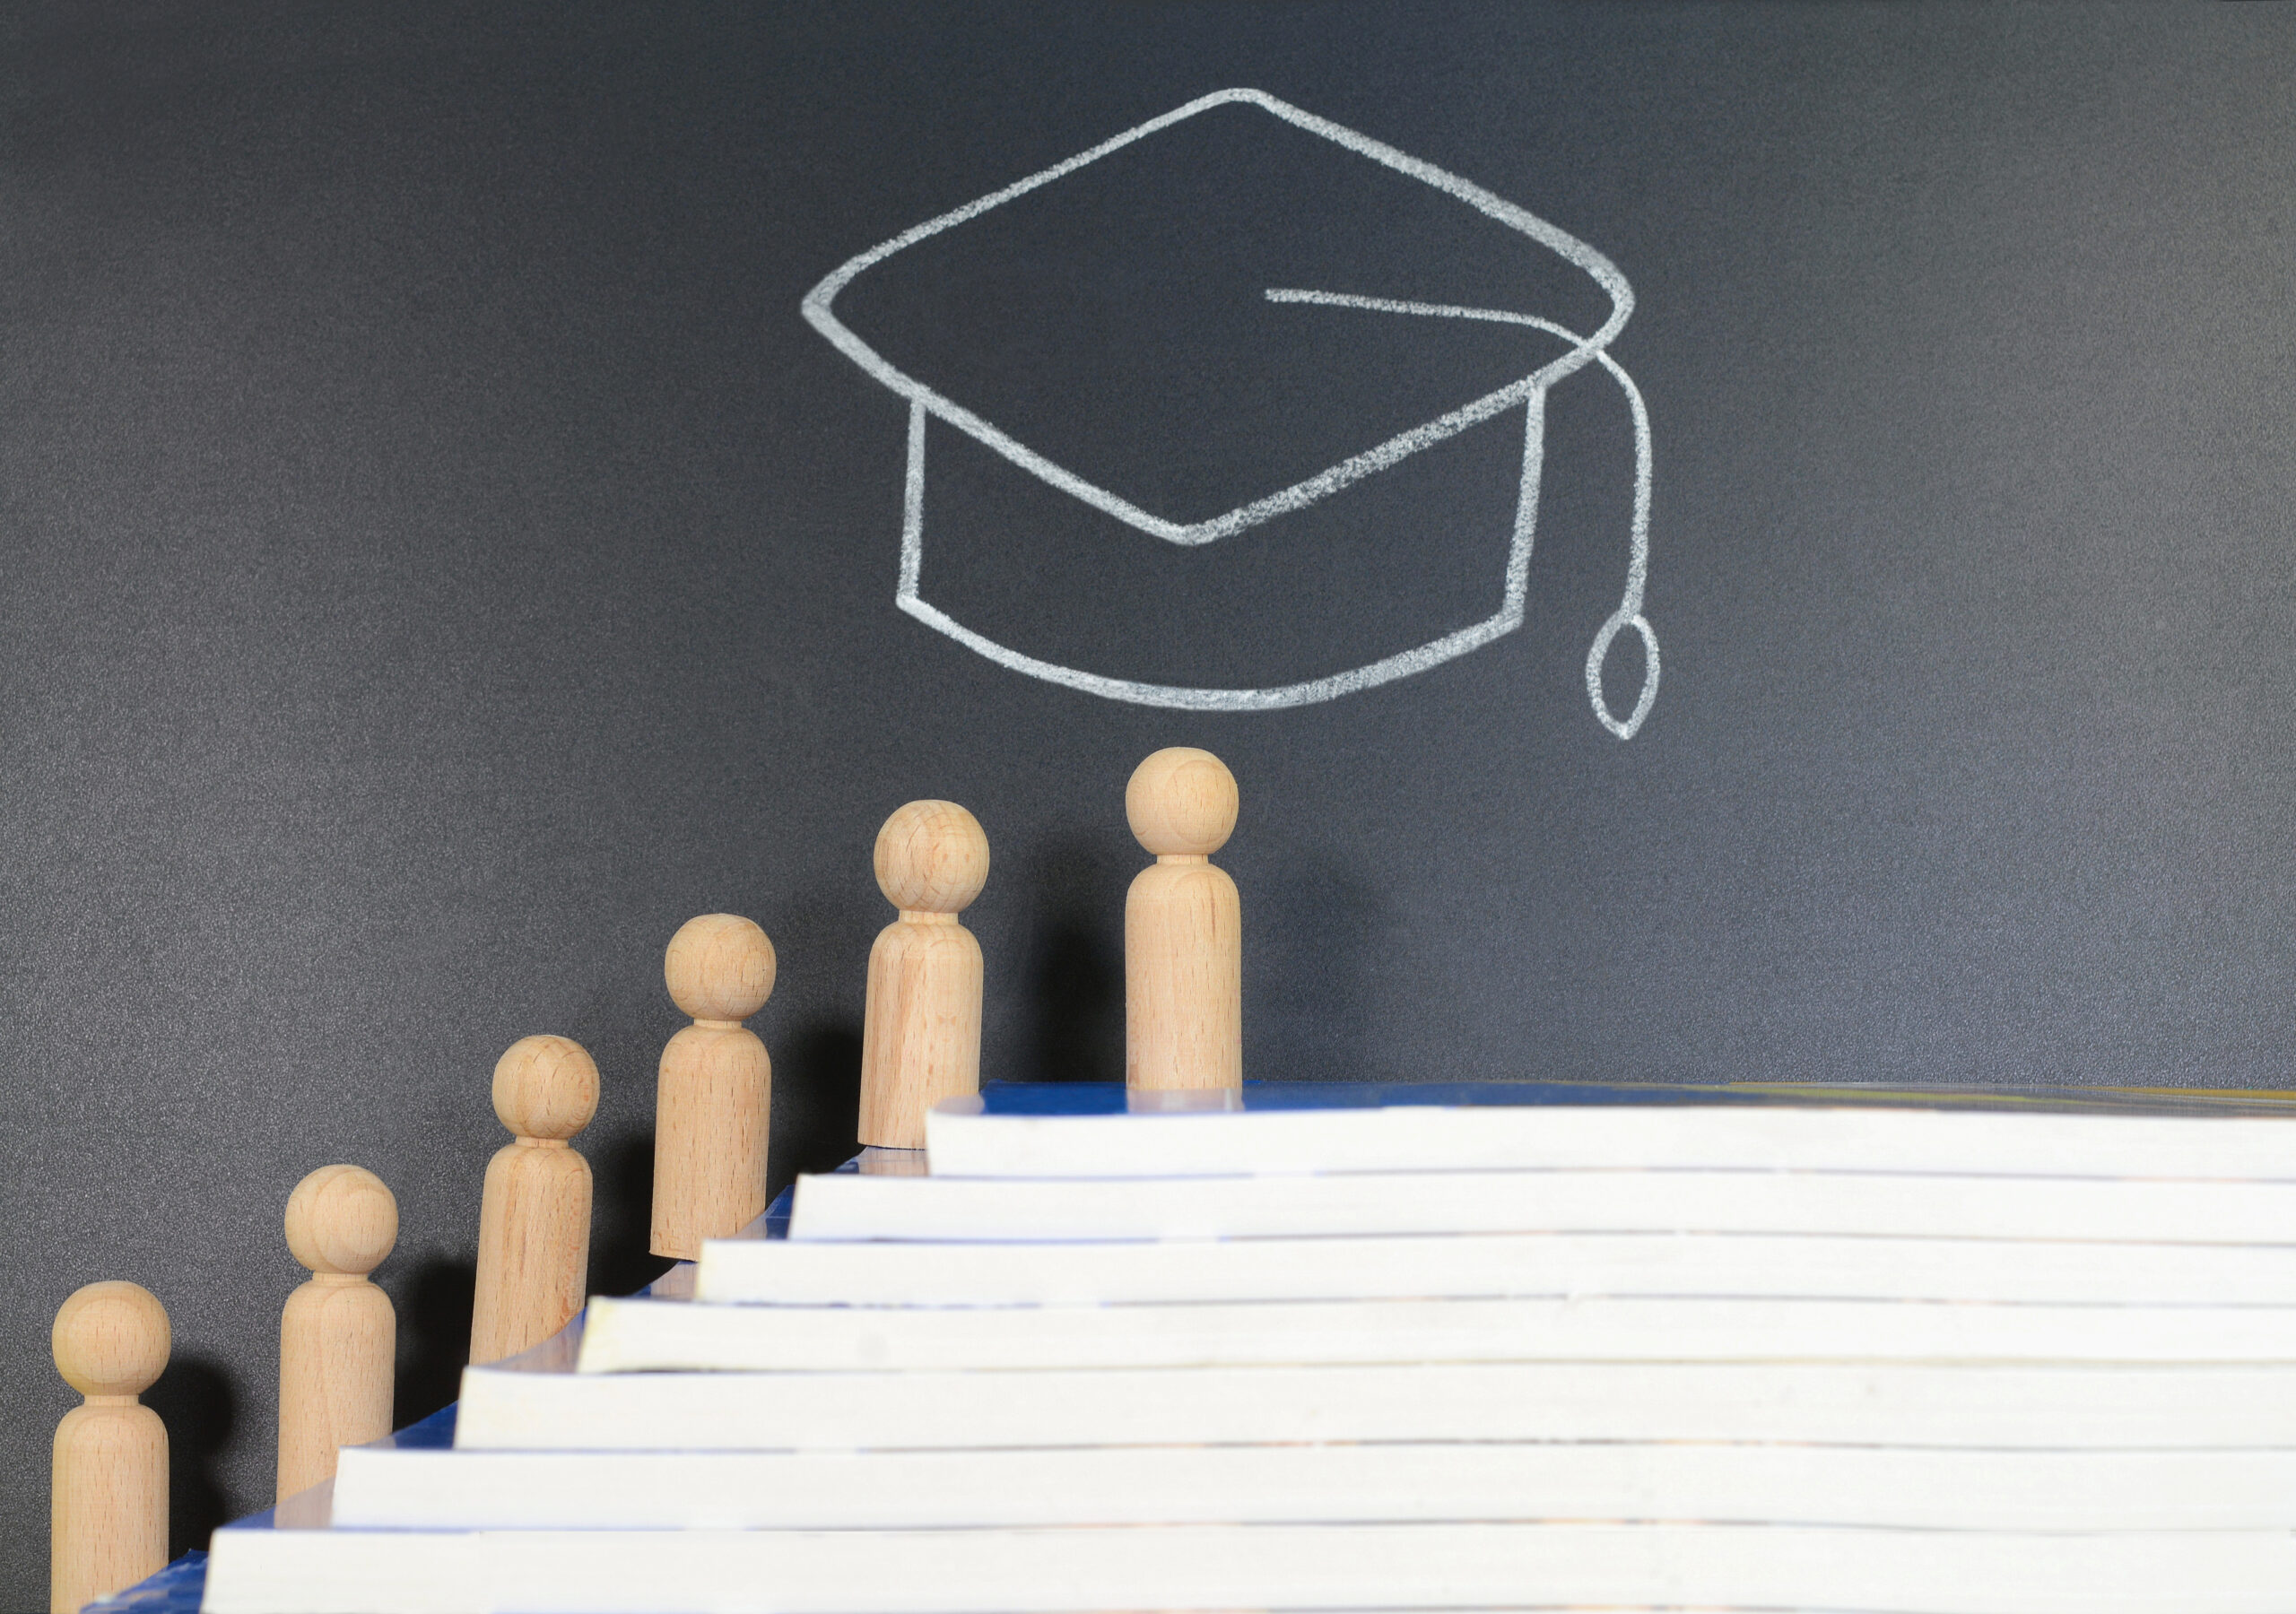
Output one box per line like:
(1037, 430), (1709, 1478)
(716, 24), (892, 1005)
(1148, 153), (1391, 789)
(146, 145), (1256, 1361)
(4, 1), (2293, 1597)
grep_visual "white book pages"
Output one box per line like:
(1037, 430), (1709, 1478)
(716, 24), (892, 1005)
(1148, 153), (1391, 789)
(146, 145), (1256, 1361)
(575, 1291), (2296, 1374)
(923, 1102), (2296, 1182)
(455, 1358), (2296, 1452)
(198, 1519), (2296, 1614)
(330, 1442), (2296, 1531)
(787, 1167), (2296, 1244)
(698, 1228), (2296, 1306)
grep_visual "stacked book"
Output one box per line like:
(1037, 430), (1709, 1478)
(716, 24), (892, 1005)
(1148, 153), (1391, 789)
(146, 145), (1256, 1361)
(203, 1083), (2296, 1613)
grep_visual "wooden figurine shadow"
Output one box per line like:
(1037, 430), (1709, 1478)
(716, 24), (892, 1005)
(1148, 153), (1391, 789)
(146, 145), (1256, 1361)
(141, 1353), (237, 1558)
(1015, 833), (1126, 1083)
(389, 1255), (474, 1432)
(588, 1132), (667, 1300)
(768, 1020), (865, 1195)
(1250, 855), (1392, 1083)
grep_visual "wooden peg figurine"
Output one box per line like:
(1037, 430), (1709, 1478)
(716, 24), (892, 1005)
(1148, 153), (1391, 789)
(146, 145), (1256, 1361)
(50, 1280), (170, 1614)
(859, 800), (990, 1150)
(276, 1165), (397, 1500)
(470, 1035), (597, 1365)
(1125, 747), (1242, 1092)
(652, 914), (778, 1260)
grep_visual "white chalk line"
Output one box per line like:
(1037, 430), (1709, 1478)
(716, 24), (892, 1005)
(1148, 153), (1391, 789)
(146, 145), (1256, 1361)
(822, 88), (1657, 737)
(897, 386), (1544, 710)
(803, 87), (1629, 548)
(899, 397), (926, 599)
(1264, 290), (1657, 739)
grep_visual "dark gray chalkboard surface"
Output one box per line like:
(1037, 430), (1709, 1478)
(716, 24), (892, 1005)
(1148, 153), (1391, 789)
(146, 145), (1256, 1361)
(4, 1), (2293, 1599)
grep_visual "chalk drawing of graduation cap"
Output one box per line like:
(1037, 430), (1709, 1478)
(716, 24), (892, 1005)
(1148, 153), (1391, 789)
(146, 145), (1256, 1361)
(802, 88), (1660, 738)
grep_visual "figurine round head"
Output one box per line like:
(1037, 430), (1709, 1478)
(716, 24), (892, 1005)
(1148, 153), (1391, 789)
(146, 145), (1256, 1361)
(665, 914), (778, 1021)
(52, 1280), (170, 1399)
(491, 1034), (600, 1141)
(285, 1164), (399, 1277)
(874, 800), (990, 915)
(1126, 748), (1239, 856)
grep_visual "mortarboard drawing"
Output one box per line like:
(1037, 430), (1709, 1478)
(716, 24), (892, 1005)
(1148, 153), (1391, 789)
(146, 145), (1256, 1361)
(802, 88), (1661, 739)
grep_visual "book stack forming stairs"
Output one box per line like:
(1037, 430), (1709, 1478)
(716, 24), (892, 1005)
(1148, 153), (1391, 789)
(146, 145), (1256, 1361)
(200, 1083), (2296, 1613)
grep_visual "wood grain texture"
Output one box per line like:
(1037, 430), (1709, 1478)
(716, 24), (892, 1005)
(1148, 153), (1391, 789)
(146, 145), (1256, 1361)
(858, 802), (989, 1150)
(652, 915), (777, 1260)
(470, 1037), (596, 1366)
(49, 1282), (169, 1614)
(652, 1025), (771, 1259)
(276, 1166), (397, 1500)
(872, 801), (992, 915)
(860, 918), (985, 1148)
(663, 913), (778, 1022)
(1125, 750), (1243, 1091)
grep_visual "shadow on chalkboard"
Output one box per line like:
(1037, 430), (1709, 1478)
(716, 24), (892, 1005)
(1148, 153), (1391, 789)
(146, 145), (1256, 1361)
(589, 1132), (668, 1299)
(1251, 855), (1390, 1083)
(392, 1255), (474, 1430)
(144, 1352), (236, 1558)
(1016, 834), (1126, 1083)
(769, 1020), (865, 1194)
